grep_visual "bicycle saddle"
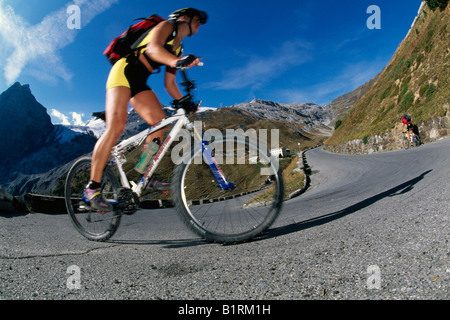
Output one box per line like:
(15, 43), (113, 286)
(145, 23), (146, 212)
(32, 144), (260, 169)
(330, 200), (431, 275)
(92, 111), (106, 122)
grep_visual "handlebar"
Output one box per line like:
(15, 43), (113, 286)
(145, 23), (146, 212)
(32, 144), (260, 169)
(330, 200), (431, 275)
(180, 70), (196, 91)
(171, 70), (201, 114)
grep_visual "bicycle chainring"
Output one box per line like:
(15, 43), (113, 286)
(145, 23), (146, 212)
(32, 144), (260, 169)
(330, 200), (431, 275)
(116, 188), (140, 215)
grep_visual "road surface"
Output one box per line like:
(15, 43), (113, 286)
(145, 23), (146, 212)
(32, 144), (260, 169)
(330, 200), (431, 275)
(1, 138), (449, 300)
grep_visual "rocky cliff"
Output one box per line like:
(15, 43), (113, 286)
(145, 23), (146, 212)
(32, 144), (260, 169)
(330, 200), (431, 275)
(0, 83), (53, 170)
(0, 83), (97, 192)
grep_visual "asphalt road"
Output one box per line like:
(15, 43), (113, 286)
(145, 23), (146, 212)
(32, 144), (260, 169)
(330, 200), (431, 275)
(1, 138), (449, 301)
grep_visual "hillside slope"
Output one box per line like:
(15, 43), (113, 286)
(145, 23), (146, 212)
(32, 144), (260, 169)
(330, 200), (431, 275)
(326, 74), (380, 127)
(193, 105), (330, 152)
(325, 1), (449, 146)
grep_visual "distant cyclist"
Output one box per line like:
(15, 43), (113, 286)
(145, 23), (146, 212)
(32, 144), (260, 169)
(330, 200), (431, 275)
(85, 8), (207, 212)
(400, 114), (413, 142)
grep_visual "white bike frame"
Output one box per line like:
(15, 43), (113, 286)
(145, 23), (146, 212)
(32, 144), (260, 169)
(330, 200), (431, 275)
(109, 108), (192, 197)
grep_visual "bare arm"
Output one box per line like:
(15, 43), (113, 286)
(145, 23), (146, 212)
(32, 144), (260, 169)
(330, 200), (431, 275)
(145, 21), (180, 68)
(145, 20), (200, 99)
(164, 67), (183, 100)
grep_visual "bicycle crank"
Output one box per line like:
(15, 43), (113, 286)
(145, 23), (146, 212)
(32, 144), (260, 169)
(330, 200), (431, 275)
(116, 188), (140, 215)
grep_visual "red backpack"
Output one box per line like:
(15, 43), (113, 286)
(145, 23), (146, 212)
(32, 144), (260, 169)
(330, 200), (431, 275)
(104, 14), (165, 65)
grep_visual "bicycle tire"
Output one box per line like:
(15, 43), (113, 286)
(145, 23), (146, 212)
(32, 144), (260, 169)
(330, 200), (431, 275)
(172, 135), (284, 244)
(413, 134), (421, 147)
(402, 136), (410, 149)
(64, 157), (122, 241)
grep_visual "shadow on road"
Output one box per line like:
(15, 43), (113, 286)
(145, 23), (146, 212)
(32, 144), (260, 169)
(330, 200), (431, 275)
(93, 170), (432, 247)
(106, 238), (208, 248)
(262, 169), (432, 240)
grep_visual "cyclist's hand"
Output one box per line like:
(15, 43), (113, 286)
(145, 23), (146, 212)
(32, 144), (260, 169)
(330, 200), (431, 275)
(172, 95), (199, 114)
(176, 54), (201, 70)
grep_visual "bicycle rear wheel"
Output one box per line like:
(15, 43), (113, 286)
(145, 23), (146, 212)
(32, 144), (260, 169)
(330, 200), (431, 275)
(64, 157), (122, 241)
(172, 135), (284, 244)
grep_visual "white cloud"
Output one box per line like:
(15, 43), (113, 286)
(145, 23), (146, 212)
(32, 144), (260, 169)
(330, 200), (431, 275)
(0, 0), (118, 85)
(50, 108), (70, 125)
(50, 109), (86, 125)
(70, 111), (85, 126)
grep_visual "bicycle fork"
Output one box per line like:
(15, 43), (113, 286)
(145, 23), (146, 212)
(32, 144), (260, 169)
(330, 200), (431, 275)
(192, 127), (236, 191)
(202, 141), (236, 191)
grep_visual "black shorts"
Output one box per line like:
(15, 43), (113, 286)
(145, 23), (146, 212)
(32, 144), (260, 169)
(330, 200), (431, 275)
(106, 56), (152, 97)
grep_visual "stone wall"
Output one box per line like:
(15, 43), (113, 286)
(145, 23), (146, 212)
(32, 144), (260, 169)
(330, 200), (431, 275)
(324, 110), (450, 155)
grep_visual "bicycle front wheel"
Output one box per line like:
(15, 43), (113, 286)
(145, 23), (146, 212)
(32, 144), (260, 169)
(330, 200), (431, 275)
(172, 135), (284, 244)
(64, 157), (122, 241)
(402, 136), (410, 149)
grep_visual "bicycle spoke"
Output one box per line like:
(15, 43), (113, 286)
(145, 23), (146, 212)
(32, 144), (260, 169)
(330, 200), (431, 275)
(65, 157), (122, 241)
(173, 136), (283, 243)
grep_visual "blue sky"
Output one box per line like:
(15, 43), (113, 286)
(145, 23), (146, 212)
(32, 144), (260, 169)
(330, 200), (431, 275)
(0, 0), (423, 125)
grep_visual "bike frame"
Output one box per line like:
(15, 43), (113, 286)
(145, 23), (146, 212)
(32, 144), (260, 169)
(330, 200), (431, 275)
(109, 108), (191, 197)
(108, 106), (235, 199)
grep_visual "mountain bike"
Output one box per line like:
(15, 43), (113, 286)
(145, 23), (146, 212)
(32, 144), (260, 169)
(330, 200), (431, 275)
(64, 70), (284, 244)
(402, 131), (421, 149)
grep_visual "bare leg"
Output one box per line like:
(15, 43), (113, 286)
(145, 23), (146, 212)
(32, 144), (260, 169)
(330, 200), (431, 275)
(90, 86), (131, 183)
(130, 90), (167, 146)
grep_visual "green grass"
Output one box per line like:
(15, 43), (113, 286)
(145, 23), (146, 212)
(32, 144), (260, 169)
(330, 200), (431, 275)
(248, 155), (304, 204)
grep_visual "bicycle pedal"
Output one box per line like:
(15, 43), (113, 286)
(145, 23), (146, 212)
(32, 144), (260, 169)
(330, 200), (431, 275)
(78, 200), (91, 212)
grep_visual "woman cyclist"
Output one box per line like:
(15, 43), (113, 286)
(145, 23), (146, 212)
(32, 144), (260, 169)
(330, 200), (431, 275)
(85, 8), (207, 212)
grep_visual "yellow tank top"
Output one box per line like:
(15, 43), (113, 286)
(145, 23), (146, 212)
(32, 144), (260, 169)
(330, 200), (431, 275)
(137, 22), (183, 69)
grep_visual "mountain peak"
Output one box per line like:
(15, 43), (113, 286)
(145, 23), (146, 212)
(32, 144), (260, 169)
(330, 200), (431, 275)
(232, 98), (332, 128)
(0, 82), (32, 102)
(0, 82), (54, 170)
(250, 99), (280, 107)
(7, 82), (30, 93)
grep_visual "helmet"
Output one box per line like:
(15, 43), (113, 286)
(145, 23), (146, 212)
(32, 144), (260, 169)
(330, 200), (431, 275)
(168, 8), (208, 24)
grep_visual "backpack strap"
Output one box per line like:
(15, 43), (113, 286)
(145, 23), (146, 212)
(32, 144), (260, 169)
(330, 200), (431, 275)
(131, 20), (178, 52)
(135, 21), (180, 73)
